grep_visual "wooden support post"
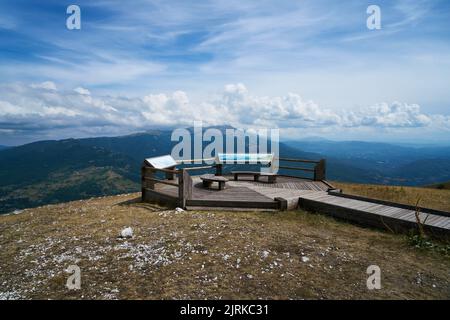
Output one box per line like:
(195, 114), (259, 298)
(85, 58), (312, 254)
(141, 165), (146, 202)
(178, 170), (183, 207)
(147, 169), (155, 189)
(275, 197), (287, 211)
(203, 180), (212, 188)
(314, 159), (326, 181)
(321, 159), (326, 180)
(268, 175), (277, 184)
(215, 163), (223, 176)
(178, 169), (192, 209)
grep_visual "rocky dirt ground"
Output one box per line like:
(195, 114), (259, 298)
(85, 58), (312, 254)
(0, 193), (449, 300)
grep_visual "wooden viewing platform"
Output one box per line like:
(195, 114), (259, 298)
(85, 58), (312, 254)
(144, 175), (331, 209)
(141, 156), (450, 238)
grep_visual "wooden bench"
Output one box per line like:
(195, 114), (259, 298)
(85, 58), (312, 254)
(231, 171), (277, 183)
(200, 174), (229, 190)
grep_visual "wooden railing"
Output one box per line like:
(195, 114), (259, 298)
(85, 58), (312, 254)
(141, 166), (193, 208)
(175, 158), (222, 175)
(276, 158), (326, 181)
(176, 158), (215, 164)
(141, 157), (326, 208)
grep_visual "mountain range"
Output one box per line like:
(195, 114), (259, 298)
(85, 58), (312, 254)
(284, 139), (450, 185)
(0, 129), (449, 214)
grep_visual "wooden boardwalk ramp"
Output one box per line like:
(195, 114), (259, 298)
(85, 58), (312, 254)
(300, 192), (450, 237)
(241, 181), (450, 237)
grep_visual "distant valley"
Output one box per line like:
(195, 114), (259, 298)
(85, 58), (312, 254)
(285, 139), (450, 186)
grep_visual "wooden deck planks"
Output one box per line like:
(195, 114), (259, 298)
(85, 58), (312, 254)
(433, 217), (450, 228)
(298, 193), (450, 234)
(151, 175), (329, 207)
(442, 219), (450, 228)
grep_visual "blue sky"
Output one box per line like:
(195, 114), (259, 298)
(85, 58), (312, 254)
(0, 0), (450, 145)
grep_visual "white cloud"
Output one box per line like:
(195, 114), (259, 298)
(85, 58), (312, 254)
(216, 83), (342, 127)
(30, 81), (57, 91)
(0, 82), (448, 142)
(342, 102), (433, 128)
(74, 87), (91, 95)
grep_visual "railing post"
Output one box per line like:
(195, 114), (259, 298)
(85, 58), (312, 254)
(178, 169), (192, 208)
(178, 169), (183, 206)
(141, 165), (146, 202)
(314, 159), (326, 181)
(142, 166), (157, 201)
(215, 163), (223, 176)
(147, 168), (155, 189)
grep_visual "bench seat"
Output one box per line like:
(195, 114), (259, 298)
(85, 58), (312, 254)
(231, 171), (277, 183)
(200, 174), (229, 190)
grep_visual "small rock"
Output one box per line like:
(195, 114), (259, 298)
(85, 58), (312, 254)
(120, 227), (133, 238)
(175, 207), (185, 212)
(301, 256), (310, 263)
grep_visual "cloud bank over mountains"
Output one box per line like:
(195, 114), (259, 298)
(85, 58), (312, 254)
(0, 81), (448, 144)
(1, 1), (450, 145)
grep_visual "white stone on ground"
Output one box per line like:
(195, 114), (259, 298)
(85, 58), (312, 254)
(120, 227), (133, 238)
(261, 250), (269, 259)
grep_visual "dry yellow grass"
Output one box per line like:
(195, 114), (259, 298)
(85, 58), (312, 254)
(0, 193), (449, 300)
(331, 182), (450, 212)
